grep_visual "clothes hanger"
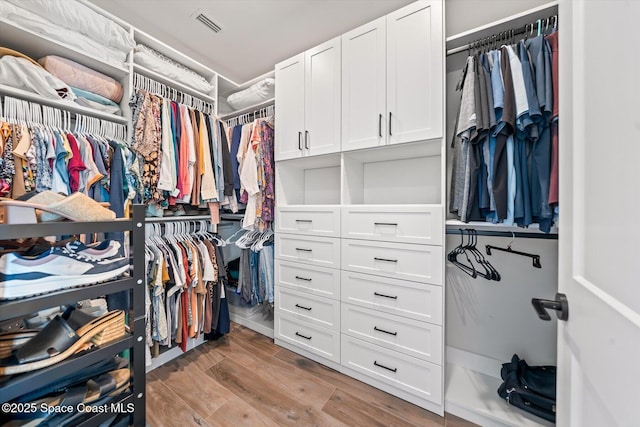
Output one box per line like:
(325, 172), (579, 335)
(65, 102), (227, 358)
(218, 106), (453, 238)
(486, 232), (542, 268)
(447, 229), (478, 278)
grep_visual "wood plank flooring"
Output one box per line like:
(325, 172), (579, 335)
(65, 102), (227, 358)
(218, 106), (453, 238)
(146, 323), (478, 427)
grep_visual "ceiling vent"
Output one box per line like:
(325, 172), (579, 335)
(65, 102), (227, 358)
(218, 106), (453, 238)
(195, 12), (222, 33)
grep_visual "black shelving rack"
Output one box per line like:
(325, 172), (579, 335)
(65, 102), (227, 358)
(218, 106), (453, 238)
(0, 204), (146, 426)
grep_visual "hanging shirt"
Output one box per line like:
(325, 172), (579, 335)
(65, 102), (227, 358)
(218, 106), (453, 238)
(199, 111), (218, 201)
(158, 100), (177, 194)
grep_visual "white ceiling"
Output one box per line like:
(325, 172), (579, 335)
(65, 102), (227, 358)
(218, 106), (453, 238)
(90, 0), (413, 85)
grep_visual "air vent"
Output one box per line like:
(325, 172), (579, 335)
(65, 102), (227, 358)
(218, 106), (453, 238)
(196, 13), (222, 33)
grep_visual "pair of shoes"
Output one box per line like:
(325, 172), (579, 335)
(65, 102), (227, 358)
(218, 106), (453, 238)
(2, 368), (130, 427)
(0, 307), (126, 376)
(0, 191), (115, 224)
(0, 240), (128, 300)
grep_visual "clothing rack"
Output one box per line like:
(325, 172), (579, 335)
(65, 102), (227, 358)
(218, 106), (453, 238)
(224, 103), (274, 127)
(1, 96), (127, 141)
(446, 13), (558, 56)
(133, 72), (215, 115)
(446, 228), (558, 240)
(145, 215), (212, 223)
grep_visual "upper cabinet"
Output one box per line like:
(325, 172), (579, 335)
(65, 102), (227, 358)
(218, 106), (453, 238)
(342, 1), (444, 151)
(275, 38), (341, 161)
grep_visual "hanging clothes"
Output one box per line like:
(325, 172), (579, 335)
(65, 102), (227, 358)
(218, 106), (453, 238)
(449, 30), (559, 233)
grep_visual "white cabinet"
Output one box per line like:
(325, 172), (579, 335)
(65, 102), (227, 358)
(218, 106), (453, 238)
(342, 17), (386, 151)
(275, 53), (305, 161)
(275, 38), (341, 161)
(341, 1), (443, 151)
(387, 0), (443, 146)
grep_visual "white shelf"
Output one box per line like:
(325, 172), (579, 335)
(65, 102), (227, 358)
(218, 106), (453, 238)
(0, 17), (129, 80)
(343, 140), (442, 163)
(219, 98), (275, 119)
(0, 84), (128, 124)
(446, 1), (558, 52)
(445, 363), (555, 427)
(218, 70), (275, 99)
(134, 29), (217, 81)
(146, 336), (206, 372)
(446, 220), (558, 234)
(133, 64), (217, 104)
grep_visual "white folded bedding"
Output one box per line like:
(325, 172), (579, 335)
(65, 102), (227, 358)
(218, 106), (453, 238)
(0, 1), (128, 69)
(227, 78), (275, 110)
(0, 56), (76, 101)
(133, 45), (215, 95)
(4, 0), (134, 54)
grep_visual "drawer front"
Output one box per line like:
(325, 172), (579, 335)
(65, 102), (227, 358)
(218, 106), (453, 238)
(275, 234), (341, 268)
(276, 206), (341, 237)
(276, 287), (340, 330)
(341, 239), (442, 284)
(341, 335), (442, 404)
(341, 304), (442, 363)
(341, 271), (442, 324)
(275, 314), (340, 363)
(276, 260), (340, 299)
(341, 205), (443, 245)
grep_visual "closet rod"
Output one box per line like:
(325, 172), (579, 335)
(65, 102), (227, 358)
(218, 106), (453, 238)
(446, 229), (558, 240)
(446, 28), (528, 56)
(145, 215), (212, 223)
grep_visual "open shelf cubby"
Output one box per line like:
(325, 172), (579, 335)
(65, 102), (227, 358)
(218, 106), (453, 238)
(276, 153), (342, 205)
(342, 141), (442, 205)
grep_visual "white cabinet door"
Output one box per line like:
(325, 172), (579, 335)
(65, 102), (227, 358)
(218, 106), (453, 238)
(386, 0), (443, 145)
(556, 2), (640, 426)
(275, 53), (305, 161)
(342, 17), (386, 151)
(304, 37), (341, 157)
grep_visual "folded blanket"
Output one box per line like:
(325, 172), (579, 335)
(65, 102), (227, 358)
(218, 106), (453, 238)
(0, 56), (75, 101)
(39, 56), (123, 103)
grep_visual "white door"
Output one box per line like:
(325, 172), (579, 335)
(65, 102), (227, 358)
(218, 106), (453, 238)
(342, 17), (386, 151)
(557, 1), (640, 426)
(386, 0), (443, 146)
(275, 53), (305, 161)
(304, 37), (341, 157)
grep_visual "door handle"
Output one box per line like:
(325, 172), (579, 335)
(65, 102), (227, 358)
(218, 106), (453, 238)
(374, 361), (397, 373)
(295, 331), (312, 340)
(374, 326), (398, 336)
(374, 292), (398, 299)
(374, 257), (398, 263)
(389, 112), (392, 136)
(295, 303), (312, 311)
(305, 130), (309, 149)
(298, 131), (302, 150)
(295, 276), (312, 282)
(531, 293), (569, 321)
(379, 114), (383, 137)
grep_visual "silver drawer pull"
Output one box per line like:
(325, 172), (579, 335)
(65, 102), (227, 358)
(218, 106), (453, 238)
(374, 257), (397, 263)
(295, 219), (313, 223)
(295, 331), (312, 340)
(295, 304), (312, 311)
(295, 276), (312, 282)
(374, 222), (398, 226)
(374, 361), (397, 373)
(374, 292), (398, 300)
(296, 248), (313, 252)
(374, 326), (397, 336)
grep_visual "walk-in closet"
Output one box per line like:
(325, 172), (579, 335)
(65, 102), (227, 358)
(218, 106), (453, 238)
(0, 0), (637, 426)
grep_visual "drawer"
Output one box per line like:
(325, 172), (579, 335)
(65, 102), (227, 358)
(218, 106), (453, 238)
(341, 335), (442, 404)
(341, 205), (443, 245)
(341, 271), (442, 324)
(276, 206), (340, 237)
(341, 239), (442, 285)
(275, 234), (341, 268)
(275, 313), (340, 363)
(341, 304), (442, 363)
(276, 287), (340, 331)
(276, 260), (340, 299)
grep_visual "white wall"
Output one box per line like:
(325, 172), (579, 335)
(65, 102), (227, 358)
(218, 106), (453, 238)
(444, 0), (558, 370)
(445, 0), (551, 36)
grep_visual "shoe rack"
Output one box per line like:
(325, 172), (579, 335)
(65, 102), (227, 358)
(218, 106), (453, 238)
(0, 204), (146, 426)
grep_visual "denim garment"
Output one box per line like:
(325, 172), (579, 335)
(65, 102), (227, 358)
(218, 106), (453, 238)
(260, 243), (274, 304)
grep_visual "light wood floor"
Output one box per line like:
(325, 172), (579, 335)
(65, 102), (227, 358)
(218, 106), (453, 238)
(146, 323), (478, 427)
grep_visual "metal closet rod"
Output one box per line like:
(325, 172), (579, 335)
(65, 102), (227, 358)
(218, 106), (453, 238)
(446, 228), (558, 240)
(446, 14), (558, 56)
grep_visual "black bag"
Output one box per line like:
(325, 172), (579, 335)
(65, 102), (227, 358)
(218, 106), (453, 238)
(497, 354), (557, 423)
